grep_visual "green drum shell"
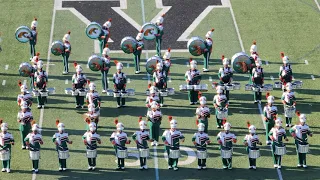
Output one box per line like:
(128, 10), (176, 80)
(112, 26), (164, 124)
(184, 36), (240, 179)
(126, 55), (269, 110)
(51, 40), (64, 56)
(85, 22), (102, 39)
(19, 62), (32, 77)
(187, 37), (206, 56)
(15, 26), (31, 43)
(146, 56), (162, 74)
(231, 52), (251, 73)
(88, 55), (103, 71)
(141, 22), (158, 40)
(120, 36), (137, 54)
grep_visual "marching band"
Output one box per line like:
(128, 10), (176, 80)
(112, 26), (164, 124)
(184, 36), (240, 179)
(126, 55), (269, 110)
(7, 15), (313, 174)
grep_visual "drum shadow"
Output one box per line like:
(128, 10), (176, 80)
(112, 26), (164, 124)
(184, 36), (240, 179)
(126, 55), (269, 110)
(0, 72), (21, 77)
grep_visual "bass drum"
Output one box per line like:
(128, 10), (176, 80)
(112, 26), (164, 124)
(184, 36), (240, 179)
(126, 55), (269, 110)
(146, 56), (162, 74)
(141, 22), (158, 40)
(120, 36), (137, 54)
(51, 40), (64, 56)
(231, 52), (251, 73)
(19, 62), (32, 77)
(187, 37), (206, 56)
(15, 26), (32, 43)
(88, 55), (103, 71)
(85, 22), (102, 39)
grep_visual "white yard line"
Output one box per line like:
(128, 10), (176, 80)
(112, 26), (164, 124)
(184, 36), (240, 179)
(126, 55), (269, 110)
(311, 75), (315, 80)
(315, 0), (320, 10)
(2, 80), (6, 86)
(304, 60), (309, 65)
(228, 0), (283, 179)
(65, 79), (69, 84)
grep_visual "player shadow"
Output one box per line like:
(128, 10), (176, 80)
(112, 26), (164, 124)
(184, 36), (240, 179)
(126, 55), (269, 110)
(0, 72), (21, 77)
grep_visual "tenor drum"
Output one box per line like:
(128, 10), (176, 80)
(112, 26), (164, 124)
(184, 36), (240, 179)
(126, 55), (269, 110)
(141, 22), (158, 40)
(293, 81), (303, 89)
(274, 82), (282, 88)
(107, 89), (114, 96)
(121, 36), (137, 54)
(194, 85), (201, 91)
(274, 145), (286, 155)
(86, 149), (97, 158)
(121, 91), (129, 97)
(160, 90), (168, 97)
(221, 149), (232, 159)
(179, 85), (187, 91)
(169, 150), (180, 159)
(29, 151), (40, 160)
(200, 84), (208, 92)
(117, 149), (128, 158)
(48, 87), (55, 94)
(39, 91), (48, 97)
(251, 85), (260, 92)
(284, 106), (296, 118)
(15, 26), (31, 43)
(231, 52), (251, 73)
(259, 86), (268, 92)
(146, 56), (162, 74)
(232, 82), (241, 90)
(248, 149), (260, 159)
(88, 55), (103, 71)
(197, 150), (207, 160)
(78, 89), (87, 96)
(85, 22), (102, 39)
(264, 84), (273, 91)
(65, 88), (72, 95)
(245, 84), (252, 91)
(113, 91), (120, 98)
(51, 41), (64, 56)
(291, 83), (297, 89)
(225, 84), (234, 91)
(19, 62), (33, 77)
(0, 150), (10, 161)
(298, 144), (309, 153)
(186, 85), (194, 91)
(217, 109), (228, 119)
(58, 150), (70, 159)
(167, 88), (175, 95)
(127, 89), (135, 96)
(71, 90), (78, 96)
(187, 37), (206, 56)
(139, 148), (150, 158)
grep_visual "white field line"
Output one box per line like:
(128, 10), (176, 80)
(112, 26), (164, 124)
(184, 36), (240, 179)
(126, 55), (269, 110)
(229, 0), (283, 179)
(109, 49), (189, 53)
(2, 80), (6, 86)
(304, 60), (309, 65)
(315, 0), (320, 11)
(65, 79), (68, 84)
(4, 65), (9, 70)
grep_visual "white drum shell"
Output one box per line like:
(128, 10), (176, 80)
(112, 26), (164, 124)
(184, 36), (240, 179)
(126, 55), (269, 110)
(225, 85), (234, 91)
(284, 106), (296, 118)
(78, 90), (87, 96)
(217, 109), (228, 119)
(179, 85), (187, 91)
(264, 84), (273, 91)
(86, 149), (97, 158)
(127, 89), (135, 96)
(32, 90), (39, 96)
(232, 82), (241, 90)
(58, 150), (70, 159)
(39, 91), (48, 97)
(248, 149), (260, 159)
(293, 81), (303, 89)
(65, 88), (72, 95)
(107, 90), (114, 96)
(221, 149), (232, 159)
(298, 144), (309, 153)
(113, 92), (120, 98)
(245, 84), (252, 91)
(167, 88), (175, 95)
(169, 150), (180, 159)
(139, 148), (150, 158)
(186, 85), (194, 91)
(259, 86), (267, 92)
(194, 85), (201, 91)
(200, 84), (208, 92)
(47, 88), (55, 94)
(274, 146), (286, 156)
(160, 90), (168, 97)
(30, 151), (40, 160)
(121, 92), (129, 97)
(274, 82), (282, 88)
(0, 150), (10, 161)
(197, 150), (207, 159)
(117, 149), (128, 158)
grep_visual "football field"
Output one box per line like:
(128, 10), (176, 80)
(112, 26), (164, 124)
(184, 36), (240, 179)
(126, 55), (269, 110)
(0, 0), (320, 179)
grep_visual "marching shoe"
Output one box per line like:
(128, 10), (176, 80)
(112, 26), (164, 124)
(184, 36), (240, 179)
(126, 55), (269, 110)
(59, 168), (62, 171)
(116, 167), (121, 170)
(253, 166), (257, 170)
(289, 124), (292, 127)
(258, 100), (261, 104)
(6, 168), (10, 173)
(160, 103), (163, 107)
(286, 124), (289, 127)
(92, 166), (96, 171)
(62, 71), (69, 75)
(197, 166), (201, 170)
(297, 164), (302, 168)
(88, 166), (93, 170)
(190, 102), (194, 105)
(117, 105), (121, 108)
(168, 165), (172, 169)
(249, 166), (253, 169)
(62, 168), (67, 171)
(202, 166), (207, 169)
(121, 104), (126, 107)
(228, 166), (232, 170)
(75, 105), (81, 108)
(303, 165), (307, 168)
(22, 145), (26, 149)
(278, 165), (281, 169)
(143, 165), (148, 169)
(155, 141), (159, 146)
(254, 100), (258, 104)
(102, 90), (106, 93)
(121, 167), (125, 170)
(274, 164), (278, 168)
(26, 146), (29, 150)
(223, 166), (228, 170)
(35, 169), (39, 173)
(139, 166), (144, 170)
(37, 105), (42, 109)
(135, 71), (140, 74)
(266, 141), (271, 145)
(30, 57), (33, 61)
(203, 68), (209, 72)
(2, 168), (6, 172)
(173, 167), (179, 171)
(151, 142), (155, 146)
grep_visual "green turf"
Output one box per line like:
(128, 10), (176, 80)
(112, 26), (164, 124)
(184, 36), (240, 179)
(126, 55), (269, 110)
(123, 0), (160, 25)
(0, 0), (320, 180)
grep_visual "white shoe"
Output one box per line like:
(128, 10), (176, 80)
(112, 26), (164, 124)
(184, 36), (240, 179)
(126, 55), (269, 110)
(62, 71), (68, 75)
(160, 103), (163, 107)
(62, 168), (67, 171)
(197, 166), (201, 170)
(297, 164), (302, 168)
(266, 141), (271, 145)
(117, 105), (121, 108)
(88, 166), (92, 170)
(274, 164), (278, 168)
(258, 100), (261, 104)
(37, 105), (42, 108)
(253, 166), (256, 169)
(203, 68), (209, 72)
(249, 166), (253, 169)
(289, 124), (292, 127)
(6, 168), (10, 173)
(34, 169), (38, 173)
(1, 168), (6, 172)
(155, 141), (159, 146)
(173, 167), (179, 171)
(121, 167), (125, 170)
(286, 124), (289, 127)
(278, 165), (281, 169)
(139, 166), (143, 170)
(151, 142), (154, 146)
(135, 71), (140, 74)
(202, 166), (206, 169)
(168, 165), (172, 169)
(59, 168), (62, 171)
(303, 165), (307, 168)
(143, 165), (148, 169)
(102, 90), (106, 93)
(92, 166), (96, 170)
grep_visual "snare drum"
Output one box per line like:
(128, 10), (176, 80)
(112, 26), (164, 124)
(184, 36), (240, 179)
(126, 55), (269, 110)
(32, 90), (39, 96)
(58, 150), (70, 159)
(293, 81), (303, 89)
(167, 88), (175, 95)
(194, 85), (201, 91)
(169, 149), (180, 159)
(298, 144), (309, 153)
(284, 106), (296, 118)
(251, 85), (260, 92)
(217, 109), (228, 119)
(200, 84), (208, 92)
(187, 85), (194, 91)
(29, 151), (40, 160)
(160, 90), (168, 97)
(78, 90), (87, 96)
(245, 84), (252, 91)
(113, 91), (120, 98)
(248, 149), (260, 159)
(65, 88), (72, 95)
(0, 150), (10, 161)
(107, 89), (114, 96)
(117, 149), (128, 158)
(39, 91), (48, 97)
(86, 149), (97, 158)
(139, 148), (150, 158)
(264, 84), (273, 91)
(259, 86), (267, 92)
(274, 145), (286, 155)
(121, 91), (129, 97)
(274, 82), (282, 88)
(291, 83), (297, 89)
(71, 90), (78, 96)
(197, 150), (207, 159)
(232, 82), (241, 90)
(179, 85), (187, 91)
(221, 149), (232, 159)
(127, 89), (135, 96)
(225, 84), (234, 91)
(47, 87), (55, 94)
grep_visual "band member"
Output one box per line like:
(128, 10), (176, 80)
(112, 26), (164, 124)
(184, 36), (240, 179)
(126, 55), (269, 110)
(217, 122), (237, 169)
(84, 103), (100, 131)
(17, 101), (33, 149)
(17, 82), (33, 108)
(203, 28), (214, 72)
(86, 82), (101, 111)
(0, 120), (14, 173)
(82, 122), (101, 171)
(132, 117), (151, 170)
(213, 87), (229, 128)
(162, 48), (171, 88)
(185, 59), (201, 105)
(110, 119), (131, 170)
(62, 31), (71, 75)
(290, 112), (313, 168)
(281, 83), (296, 127)
(162, 119), (185, 171)
(195, 96), (210, 133)
(29, 17), (38, 60)
(98, 18), (111, 55)
(269, 118), (288, 169)
(244, 122), (262, 170)
(134, 30), (144, 74)
(153, 62), (166, 107)
(279, 52), (293, 92)
(72, 62), (87, 108)
(101, 44), (111, 93)
(34, 60), (48, 109)
(25, 121), (43, 173)
(218, 55), (233, 100)
(155, 14), (164, 57)
(145, 86), (160, 110)
(248, 41), (258, 84)
(113, 62), (127, 108)
(263, 93), (278, 145)
(52, 120), (72, 171)
(147, 104), (162, 146)
(30, 52), (40, 89)
(251, 59), (264, 103)
(192, 123), (210, 170)
(250, 40), (257, 56)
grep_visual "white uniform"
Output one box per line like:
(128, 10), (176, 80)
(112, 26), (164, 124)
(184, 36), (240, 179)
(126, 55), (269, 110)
(0, 132), (14, 147)
(110, 131), (128, 146)
(196, 106), (210, 119)
(86, 92), (100, 104)
(279, 65), (292, 77)
(25, 133), (43, 148)
(217, 132), (236, 147)
(153, 71), (166, 83)
(282, 91), (295, 104)
(147, 110), (162, 122)
(219, 67), (233, 78)
(193, 132), (209, 145)
(162, 130), (184, 146)
(52, 132), (69, 145)
(83, 131), (101, 145)
(113, 72), (126, 85)
(252, 67), (264, 78)
(133, 130), (150, 145)
(244, 134), (260, 147)
(72, 74), (87, 85)
(291, 124), (311, 139)
(269, 128), (286, 142)
(263, 105), (278, 119)
(205, 38), (213, 46)
(146, 96), (160, 106)
(213, 94), (228, 106)
(185, 69), (200, 82)
(34, 71), (48, 83)
(17, 111), (33, 125)
(17, 93), (32, 103)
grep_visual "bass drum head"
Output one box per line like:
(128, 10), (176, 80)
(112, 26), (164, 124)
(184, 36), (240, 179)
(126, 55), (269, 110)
(19, 62), (32, 77)
(120, 36), (137, 54)
(88, 55), (103, 71)
(146, 56), (162, 74)
(142, 22), (158, 40)
(187, 37), (206, 56)
(15, 26), (31, 43)
(85, 22), (102, 39)
(231, 52), (251, 73)
(51, 40), (64, 56)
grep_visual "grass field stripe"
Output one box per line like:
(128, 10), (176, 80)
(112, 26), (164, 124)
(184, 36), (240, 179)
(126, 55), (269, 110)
(2, 80), (6, 86)
(229, 2), (245, 52)
(311, 75), (315, 80)
(4, 64), (9, 70)
(304, 60), (309, 65)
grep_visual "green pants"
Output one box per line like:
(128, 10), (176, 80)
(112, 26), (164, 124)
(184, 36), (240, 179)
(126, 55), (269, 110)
(148, 121), (160, 142)
(116, 97), (125, 106)
(254, 91), (262, 101)
(285, 117), (292, 125)
(1, 150), (11, 169)
(59, 159), (67, 168)
(133, 51), (142, 72)
(188, 90), (198, 103)
(75, 95), (85, 106)
(37, 95), (47, 105)
(215, 108), (223, 127)
(101, 70), (109, 90)
(88, 158), (96, 167)
(139, 157), (147, 167)
(197, 119), (208, 133)
(271, 143), (282, 166)
(198, 159), (206, 166)
(32, 160), (39, 169)
(62, 53), (70, 72)
(29, 41), (36, 58)
(248, 74), (253, 84)
(203, 51), (211, 69)
(222, 157), (232, 168)
(19, 123), (31, 146)
(30, 76), (35, 90)
(295, 140), (307, 165)
(156, 37), (162, 57)
(246, 147), (257, 166)
(166, 148), (178, 167)
(99, 39), (107, 56)
(265, 121), (274, 141)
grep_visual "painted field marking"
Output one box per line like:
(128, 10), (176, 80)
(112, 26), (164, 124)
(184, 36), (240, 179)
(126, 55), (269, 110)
(2, 80), (6, 86)
(209, 76), (213, 81)
(304, 60), (309, 65)
(127, 63), (130, 68)
(168, 77), (172, 83)
(23, 80), (27, 85)
(86, 64), (89, 68)
(4, 65), (9, 70)
(270, 76), (274, 81)
(311, 75), (315, 80)
(315, 0), (320, 11)
(265, 60), (269, 65)
(153, 146), (159, 180)
(127, 78), (131, 83)
(292, 76), (295, 80)
(65, 79), (68, 84)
